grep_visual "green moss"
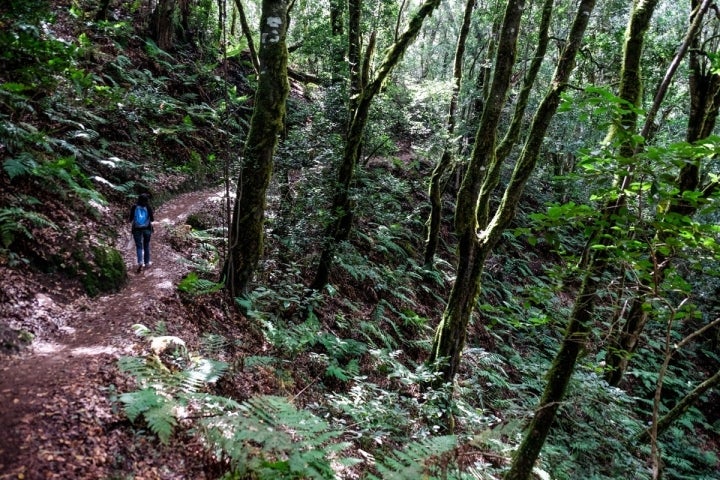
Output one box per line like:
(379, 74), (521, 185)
(81, 245), (127, 296)
(185, 212), (210, 230)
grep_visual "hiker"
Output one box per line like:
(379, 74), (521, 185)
(130, 193), (154, 273)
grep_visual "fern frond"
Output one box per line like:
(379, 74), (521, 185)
(68, 128), (100, 142)
(144, 399), (178, 444)
(201, 395), (351, 479)
(243, 355), (279, 369)
(121, 386), (178, 444)
(180, 358), (227, 392)
(200, 333), (228, 357)
(178, 271), (223, 295)
(0, 207), (56, 248)
(119, 388), (162, 422)
(3, 153), (37, 179)
(131, 324), (153, 338)
(370, 435), (457, 480)
(118, 356), (172, 387)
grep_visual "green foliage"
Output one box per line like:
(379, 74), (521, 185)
(80, 245), (126, 296)
(7, 0), (714, 477)
(522, 201), (597, 255)
(119, 327), (364, 478)
(661, 425), (719, 479)
(541, 370), (648, 479)
(120, 387), (178, 444)
(177, 271), (223, 295)
(118, 324), (229, 444)
(1, 119), (108, 206)
(0, 206), (56, 251)
(259, 308), (368, 382)
(327, 375), (425, 442)
(369, 435), (457, 480)
(200, 395), (357, 479)
(0, 0), (77, 92)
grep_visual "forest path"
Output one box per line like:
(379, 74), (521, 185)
(0, 188), (222, 480)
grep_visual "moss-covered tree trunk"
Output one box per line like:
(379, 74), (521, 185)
(605, 0), (719, 386)
(423, 0), (474, 268)
(151, 0), (177, 51)
(94, 0), (112, 21)
(428, 0), (525, 380)
(348, 0), (363, 113)
(329, 0), (346, 86)
(504, 2), (655, 478)
(225, 0), (289, 297)
(429, 0), (593, 391)
(505, 254), (603, 480)
(233, 0), (260, 74)
(310, 0), (442, 290)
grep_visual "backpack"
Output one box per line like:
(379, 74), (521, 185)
(133, 205), (150, 228)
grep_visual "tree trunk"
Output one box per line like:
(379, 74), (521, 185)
(605, 0), (716, 386)
(310, 0), (442, 290)
(94, 0), (112, 21)
(506, 264), (602, 480)
(428, 0), (545, 379)
(430, 0), (595, 391)
(637, 367), (720, 444)
(225, 0), (289, 297)
(423, 0), (475, 268)
(330, 0), (344, 36)
(233, 0), (260, 75)
(504, 2), (656, 478)
(151, 0), (177, 51)
(478, 0), (555, 226)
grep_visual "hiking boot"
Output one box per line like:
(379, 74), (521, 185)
(144, 262), (153, 268)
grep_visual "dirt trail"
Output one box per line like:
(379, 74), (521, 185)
(0, 189), (221, 480)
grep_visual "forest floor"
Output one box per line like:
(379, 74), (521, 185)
(0, 189), (226, 480)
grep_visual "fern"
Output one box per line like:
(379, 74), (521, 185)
(181, 358), (228, 392)
(143, 398), (177, 444)
(369, 435), (457, 480)
(200, 395), (356, 479)
(0, 206), (57, 249)
(178, 271), (223, 295)
(41, 156), (107, 205)
(3, 152), (38, 179)
(118, 325), (229, 444)
(0, 120), (45, 153)
(200, 333), (228, 357)
(119, 388), (177, 444)
(243, 355), (280, 369)
(120, 329), (360, 477)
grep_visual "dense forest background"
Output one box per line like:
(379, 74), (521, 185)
(1, 0), (719, 478)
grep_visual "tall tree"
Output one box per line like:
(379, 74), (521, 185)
(310, 0), (442, 290)
(151, 0), (177, 50)
(504, 1), (660, 478)
(233, 0), (261, 74)
(423, 0), (475, 268)
(427, 0), (526, 384)
(604, 0), (718, 386)
(428, 0), (594, 389)
(225, 0), (290, 297)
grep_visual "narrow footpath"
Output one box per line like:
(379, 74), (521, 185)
(0, 189), (220, 480)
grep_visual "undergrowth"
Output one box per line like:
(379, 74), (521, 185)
(1, 0), (243, 281)
(119, 324), (471, 479)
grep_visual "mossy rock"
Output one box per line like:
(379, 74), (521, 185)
(185, 211), (213, 230)
(81, 245), (127, 296)
(0, 324), (32, 354)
